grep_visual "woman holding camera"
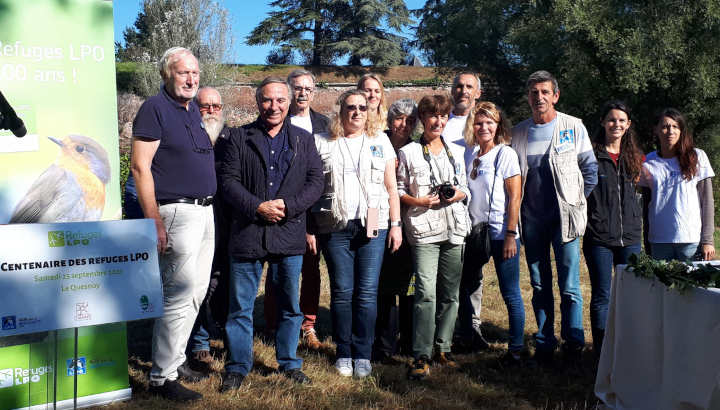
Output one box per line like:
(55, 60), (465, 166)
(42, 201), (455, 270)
(640, 108), (715, 262)
(396, 94), (471, 380)
(313, 89), (402, 378)
(458, 102), (524, 369)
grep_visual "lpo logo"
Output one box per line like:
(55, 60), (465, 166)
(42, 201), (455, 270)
(0, 368), (13, 388)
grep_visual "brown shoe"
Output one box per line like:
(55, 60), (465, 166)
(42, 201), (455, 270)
(302, 328), (322, 350)
(433, 353), (461, 371)
(188, 350), (214, 374)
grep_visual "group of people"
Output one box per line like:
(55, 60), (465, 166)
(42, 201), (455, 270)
(129, 46), (715, 402)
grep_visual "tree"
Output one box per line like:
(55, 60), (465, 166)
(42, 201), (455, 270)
(116, 0), (235, 96)
(248, 0), (413, 66)
(414, 0), (528, 119)
(416, 0), (720, 222)
(247, 0), (338, 66)
(416, 0), (720, 143)
(331, 0), (413, 66)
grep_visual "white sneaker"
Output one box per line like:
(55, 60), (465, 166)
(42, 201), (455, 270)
(335, 357), (353, 377)
(353, 359), (372, 378)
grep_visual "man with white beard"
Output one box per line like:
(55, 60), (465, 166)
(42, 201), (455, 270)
(184, 86), (234, 374)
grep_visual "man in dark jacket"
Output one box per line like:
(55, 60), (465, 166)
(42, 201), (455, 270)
(219, 76), (323, 391)
(264, 69), (329, 349)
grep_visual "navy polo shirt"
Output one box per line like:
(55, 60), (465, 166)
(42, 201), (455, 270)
(260, 122), (292, 199)
(132, 87), (216, 200)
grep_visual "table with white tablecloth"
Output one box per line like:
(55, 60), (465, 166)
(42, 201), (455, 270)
(595, 265), (720, 409)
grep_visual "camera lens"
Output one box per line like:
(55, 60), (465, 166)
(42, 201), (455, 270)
(441, 185), (455, 200)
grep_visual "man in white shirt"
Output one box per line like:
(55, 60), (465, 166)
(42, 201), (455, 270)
(263, 69), (329, 350)
(446, 72), (489, 354)
(441, 72), (482, 144)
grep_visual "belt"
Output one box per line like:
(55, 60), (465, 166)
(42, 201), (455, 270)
(158, 196), (213, 207)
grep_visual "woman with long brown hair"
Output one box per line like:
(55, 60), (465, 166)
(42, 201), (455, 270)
(583, 101), (644, 356)
(640, 108), (715, 262)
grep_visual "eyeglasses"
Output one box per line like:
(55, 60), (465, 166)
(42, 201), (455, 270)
(470, 157), (481, 180)
(186, 124), (212, 154)
(345, 105), (368, 112)
(293, 86), (314, 94)
(199, 103), (223, 112)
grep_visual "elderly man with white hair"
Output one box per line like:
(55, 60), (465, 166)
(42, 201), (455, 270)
(132, 47), (216, 401)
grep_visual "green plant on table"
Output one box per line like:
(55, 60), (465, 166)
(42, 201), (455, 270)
(627, 252), (720, 294)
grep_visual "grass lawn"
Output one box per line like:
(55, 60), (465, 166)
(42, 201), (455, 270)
(116, 245), (606, 410)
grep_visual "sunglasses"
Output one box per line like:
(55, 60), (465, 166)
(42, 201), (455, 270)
(469, 156), (481, 180)
(346, 104), (368, 112)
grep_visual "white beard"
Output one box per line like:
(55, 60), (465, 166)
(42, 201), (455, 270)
(202, 113), (225, 145)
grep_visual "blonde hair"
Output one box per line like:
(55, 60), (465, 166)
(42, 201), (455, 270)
(328, 90), (382, 140)
(463, 102), (512, 147)
(357, 73), (387, 136)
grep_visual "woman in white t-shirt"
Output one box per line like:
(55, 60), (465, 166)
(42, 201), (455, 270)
(639, 108), (715, 262)
(458, 102), (525, 370)
(312, 89), (402, 378)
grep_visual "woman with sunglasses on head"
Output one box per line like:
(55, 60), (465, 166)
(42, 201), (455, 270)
(583, 101), (644, 356)
(640, 108), (715, 262)
(372, 98), (418, 363)
(458, 102), (524, 369)
(396, 94), (471, 380)
(312, 89), (402, 378)
(358, 73), (388, 138)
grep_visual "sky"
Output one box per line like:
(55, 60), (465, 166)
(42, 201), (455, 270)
(112, 0), (427, 65)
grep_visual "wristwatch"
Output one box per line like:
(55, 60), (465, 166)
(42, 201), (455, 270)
(390, 220), (403, 227)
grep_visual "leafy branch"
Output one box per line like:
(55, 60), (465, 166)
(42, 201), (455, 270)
(627, 252), (720, 294)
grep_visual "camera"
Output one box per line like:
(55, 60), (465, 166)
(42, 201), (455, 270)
(433, 183), (456, 200)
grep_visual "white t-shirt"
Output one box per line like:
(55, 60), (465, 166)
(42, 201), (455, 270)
(639, 148), (715, 243)
(441, 112), (468, 144)
(339, 133), (396, 219)
(290, 114), (313, 134)
(462, 143), (521, 240)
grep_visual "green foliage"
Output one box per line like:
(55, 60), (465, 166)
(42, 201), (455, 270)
(317, 81), (329, 89)
(383, 77), (445, 88)
(628, 252), (720, 294)
(115, 0), (235, 97)
(249, 0), (413, 66)
(119, 152), (131, 218)
(414, 0), (527, 119)
(115, 62), (138, 94)
(247, 0), (337, 65)
(415, 0), (720, 184)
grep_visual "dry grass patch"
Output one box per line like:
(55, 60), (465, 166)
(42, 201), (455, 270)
(115, 246), (602, 410)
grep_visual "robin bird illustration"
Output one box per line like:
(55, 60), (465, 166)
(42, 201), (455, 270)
(9, 135), (111, 223)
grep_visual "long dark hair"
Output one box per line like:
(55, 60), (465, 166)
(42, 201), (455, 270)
(653, 108), (698, 180)
(592, 101), (643, 181)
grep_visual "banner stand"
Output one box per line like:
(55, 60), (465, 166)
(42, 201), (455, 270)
(1, 323), (134, 410)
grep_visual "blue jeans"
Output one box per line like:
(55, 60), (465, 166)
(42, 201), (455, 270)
(319, 220), (387, 360)
(459, 239), (524, 351)
(583, 241), (641, 350)
(523, 219), (584, 351)
(651, 242), (701, 262)
(189, 314), (210, 352)
(225, 254), (303, 376)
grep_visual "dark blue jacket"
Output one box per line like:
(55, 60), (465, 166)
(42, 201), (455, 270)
(220, 118), (323, 258)
(585, 145), (642, 247)
(309, 109), (330, 134)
